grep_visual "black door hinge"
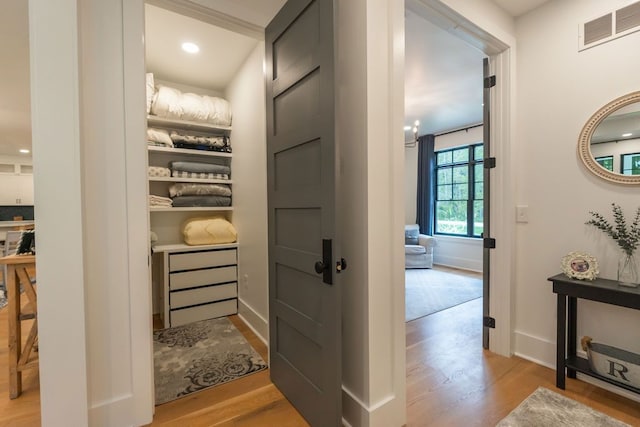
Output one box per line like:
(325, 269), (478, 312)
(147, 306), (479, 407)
(484, 75), (496, 88)
(483, 237), (496, 249)
(483, 316), (496, 328)
(484, 157), (496, 169)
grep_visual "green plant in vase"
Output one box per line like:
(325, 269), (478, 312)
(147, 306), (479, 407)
(585, 203), (640, 287)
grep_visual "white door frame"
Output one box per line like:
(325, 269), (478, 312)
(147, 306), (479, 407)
(405, 0), (515, 356)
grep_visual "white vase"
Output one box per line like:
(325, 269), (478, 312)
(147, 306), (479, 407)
(618, 252), (639, 287)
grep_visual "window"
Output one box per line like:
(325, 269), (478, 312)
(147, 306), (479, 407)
(595, 155), (613, 171)
(621, 152), (640, 175)
(435, 144), (483, 237)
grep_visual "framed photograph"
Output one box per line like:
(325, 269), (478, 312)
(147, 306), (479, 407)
(561, 251), (599, 281)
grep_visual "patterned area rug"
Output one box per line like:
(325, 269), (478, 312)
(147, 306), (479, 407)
(405, 268), (482, 322)
(0, 289), (6, 309)
(496, 387), (630, 427)
(154, 316), (267, 405)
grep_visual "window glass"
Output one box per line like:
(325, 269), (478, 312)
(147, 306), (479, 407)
(434, 143), (484, 237)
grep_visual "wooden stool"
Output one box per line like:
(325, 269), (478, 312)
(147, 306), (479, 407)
(0, 255), (37, 399)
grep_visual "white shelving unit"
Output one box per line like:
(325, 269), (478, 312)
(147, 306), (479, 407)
(147, 114), (238, 327)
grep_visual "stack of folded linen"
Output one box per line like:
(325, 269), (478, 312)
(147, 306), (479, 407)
(168, 183), (232, 208)
(149, 195), (172, 208)
(148, 166), (171, 177)
(171, 161), (230, 181)
(170, 131), (231, 153)
(150, 84), (232, 126)
(147, 128), (173, 147)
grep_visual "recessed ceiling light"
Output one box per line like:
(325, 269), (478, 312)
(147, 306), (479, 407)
(404, 126), (411, 131)
(181, 42), (200, 54)
(622, 132), (633, 137)
(19, 149), (30, 154)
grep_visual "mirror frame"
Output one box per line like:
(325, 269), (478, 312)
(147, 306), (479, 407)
(578, 91), (640, 185)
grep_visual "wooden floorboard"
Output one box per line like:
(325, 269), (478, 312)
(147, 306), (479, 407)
(1, 266), (640, 426)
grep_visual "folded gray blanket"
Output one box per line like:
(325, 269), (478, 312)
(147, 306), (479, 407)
(171, 161), (230, 175)
(169, 183), (231, 198)
(171, 195), (231, 207)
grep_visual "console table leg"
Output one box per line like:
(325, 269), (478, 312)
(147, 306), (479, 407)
(556, 293), (566, 389)
(567, 296), (577, 379)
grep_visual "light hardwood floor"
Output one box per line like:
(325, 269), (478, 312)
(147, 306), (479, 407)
(1, 271), (640, 426)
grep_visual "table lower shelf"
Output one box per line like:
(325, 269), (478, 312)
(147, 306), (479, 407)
(566, 355), (640, 394)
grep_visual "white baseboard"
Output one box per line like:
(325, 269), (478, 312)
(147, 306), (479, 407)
(237, 298), (268, 346)
(342, 387), (404, 427)
(433, 255), (482, 272)
(90, 394), (150, 427)
(513, 330), (556, 369)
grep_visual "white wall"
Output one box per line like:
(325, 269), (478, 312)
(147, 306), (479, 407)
(337, 0), (406, 425)
(404, 126), (484, 270)
(514, 0), (640, 390)
(31, 0), (153, 424)
(225, 43), (270, 341)
(29, 1), (89, 424)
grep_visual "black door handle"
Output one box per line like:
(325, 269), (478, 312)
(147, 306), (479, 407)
(314, 239), (333, 285)
(315, 261), (327, 274)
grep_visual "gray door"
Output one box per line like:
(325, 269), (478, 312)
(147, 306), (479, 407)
(482, 57), (494, 349)
(265, 1), (341, 426)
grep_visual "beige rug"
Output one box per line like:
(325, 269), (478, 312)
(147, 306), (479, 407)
(405, 268), (482, 322)
(496, 387), (629, 427)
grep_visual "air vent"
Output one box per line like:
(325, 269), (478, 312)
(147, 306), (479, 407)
(616, 1), (640, 33)
(580, 1), (640, 51)
(584, 14), (612, 45)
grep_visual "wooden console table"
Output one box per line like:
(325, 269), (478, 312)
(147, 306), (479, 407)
(0, 254), (37, 399)
(548, 273), (640, 394)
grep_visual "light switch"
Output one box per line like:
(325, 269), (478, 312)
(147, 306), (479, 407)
(516, 205), (529, 223)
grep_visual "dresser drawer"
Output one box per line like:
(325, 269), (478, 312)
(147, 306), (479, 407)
(170, 266), (237, 291)
(171, 283), (237, 309)
(169, 249), (236, 272)
(170, 299), (237, 327)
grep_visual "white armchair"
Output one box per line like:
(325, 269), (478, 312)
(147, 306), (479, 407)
(405, 224), (436, 269)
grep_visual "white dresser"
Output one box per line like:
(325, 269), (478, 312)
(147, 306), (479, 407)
(153, 243), (238, 328)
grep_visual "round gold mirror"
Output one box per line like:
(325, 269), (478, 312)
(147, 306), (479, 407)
(578, 91), (640, 184)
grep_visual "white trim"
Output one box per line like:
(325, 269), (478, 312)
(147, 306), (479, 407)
(487, 48), (515, 357)
(237, 298), (268, 346)
(146, 0), (265, 40)
(513, 330), (556, 369)
(122, 0), (155, 423)
(29, 0), (89, 424)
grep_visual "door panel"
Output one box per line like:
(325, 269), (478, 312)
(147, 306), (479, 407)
(266, 0), (341, 426)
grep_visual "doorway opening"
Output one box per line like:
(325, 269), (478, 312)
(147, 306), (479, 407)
(403, 5), (485, 327)
(143, 0), (275, 409)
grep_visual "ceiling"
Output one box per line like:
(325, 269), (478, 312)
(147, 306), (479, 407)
(145, 4), (261, 92)
(0, 0), (552, 157)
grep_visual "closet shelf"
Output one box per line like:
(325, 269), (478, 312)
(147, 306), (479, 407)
(149, 177), (233, 184)
(147, 115), (231, 133)
(150, 206), (233, 212)
(152, 242), (238, 253)
(147, 145), (232, 158)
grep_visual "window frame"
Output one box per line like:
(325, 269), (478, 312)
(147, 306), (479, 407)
(433, 143), (484, 238)
(620, 152), (640, 175)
